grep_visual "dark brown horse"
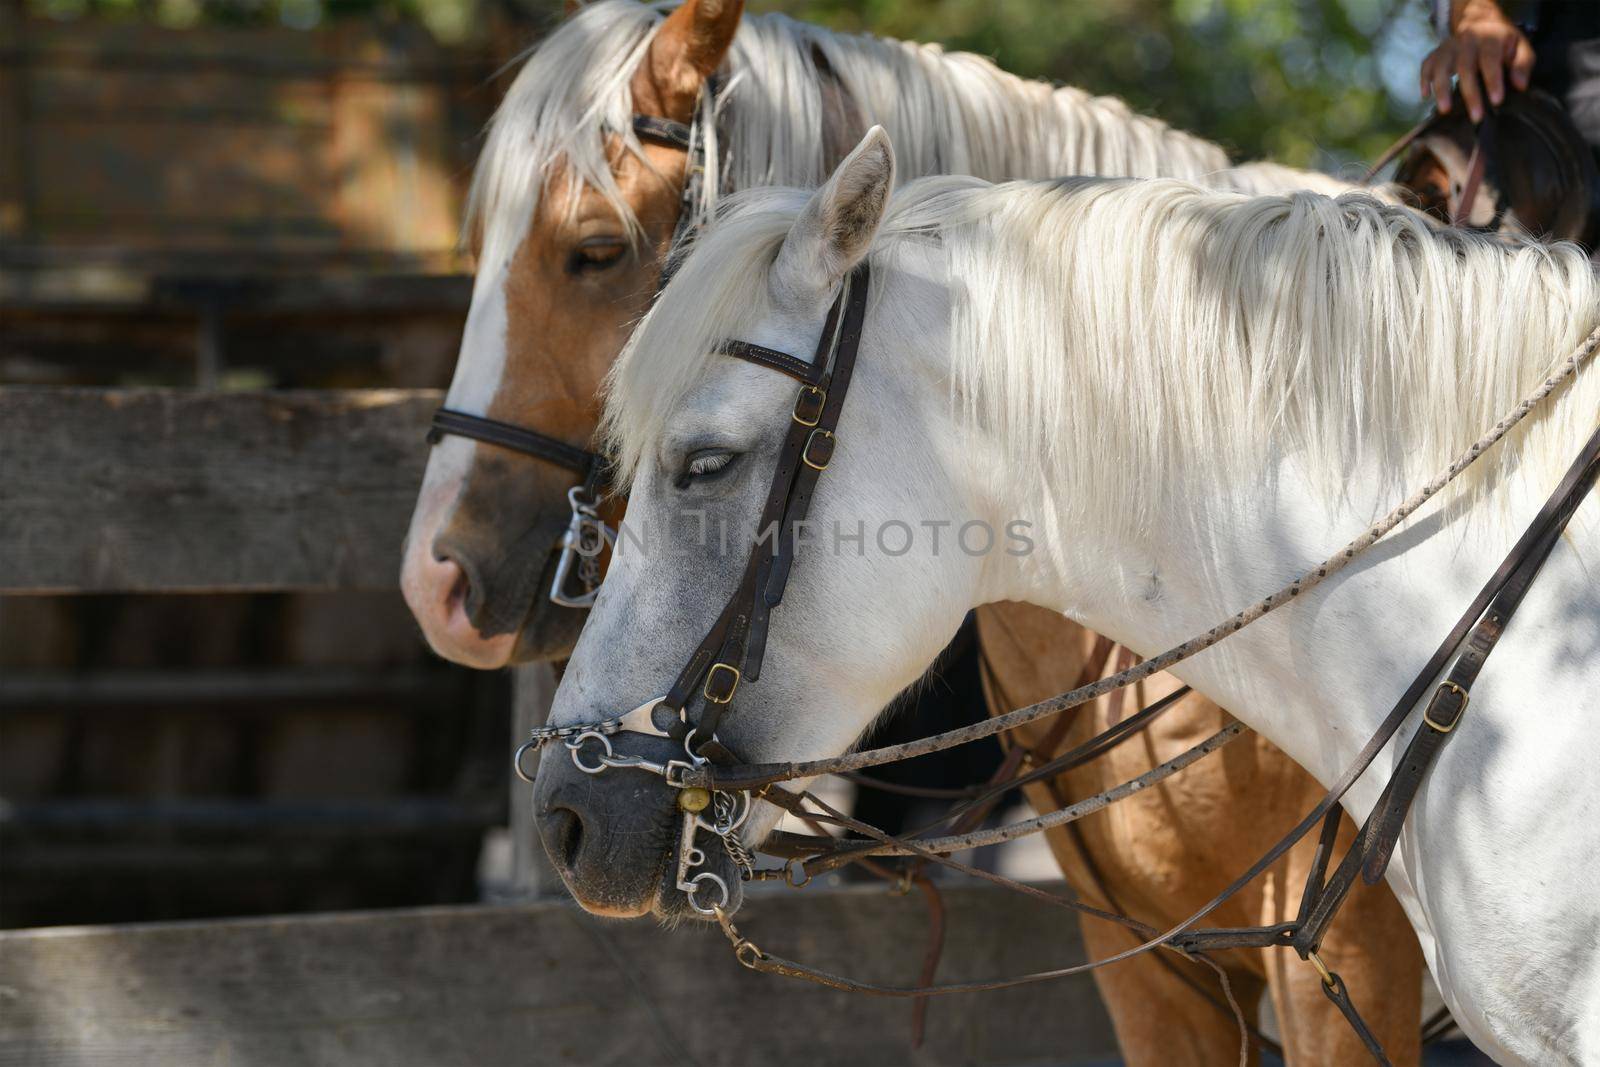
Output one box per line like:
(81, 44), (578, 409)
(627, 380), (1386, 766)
(1394, 87), (1597, 249)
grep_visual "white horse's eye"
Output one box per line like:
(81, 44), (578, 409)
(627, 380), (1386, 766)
(676, 450), (738, 488)
(686, 451), (733, 477)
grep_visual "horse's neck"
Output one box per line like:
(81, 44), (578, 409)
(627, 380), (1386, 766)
(728, 17), (1236, 189)
(990, 442), (1600, 1061)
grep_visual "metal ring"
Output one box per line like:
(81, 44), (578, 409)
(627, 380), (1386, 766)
(566, 485), (599, 514)
(783, 859), (812, 889)
(685, 872), (730, 915)
(568, 731), (614, 775)
(512, 739), (541, 784)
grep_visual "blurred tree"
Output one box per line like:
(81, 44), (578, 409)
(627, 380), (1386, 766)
(18, 0), (1435, 168)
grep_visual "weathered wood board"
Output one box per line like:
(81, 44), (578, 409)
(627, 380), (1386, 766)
(0, 387), (438, 593)
(0, 18), (490, 263)
(0, 885), (1118, 1067)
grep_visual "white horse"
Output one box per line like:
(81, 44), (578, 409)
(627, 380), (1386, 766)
(546, 129), (1600, 1064)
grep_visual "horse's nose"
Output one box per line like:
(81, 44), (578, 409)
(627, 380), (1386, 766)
(531, 732), (744, 919)
(533, 754), (666, 918)
(538, 802), (587, 881)
(399, 538), (516, 668)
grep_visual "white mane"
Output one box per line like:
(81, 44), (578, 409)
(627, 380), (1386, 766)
(468, 0), (1360, 271)
(608, 178), (1600, 535)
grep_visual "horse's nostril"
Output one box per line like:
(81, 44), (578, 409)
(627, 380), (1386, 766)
(433, 544), (481, 620)
(543, 805), (585, 875)
(444, 564), (470, 612)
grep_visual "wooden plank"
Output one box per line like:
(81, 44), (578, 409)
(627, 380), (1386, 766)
(0, 886), (1118, 1067)
(509, 663), (560, 898)
(0, 388), (438, 593)
(0, 667), (461, 707)
(6, 19), (491, 261)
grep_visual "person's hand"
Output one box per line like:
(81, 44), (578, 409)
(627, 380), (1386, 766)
(1420, 0), (1535, 122)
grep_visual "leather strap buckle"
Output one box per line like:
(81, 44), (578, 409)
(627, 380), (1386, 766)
(793, 386), (826, 427)
(704, 663), (741, 704)
(802, 429), (835, 471)
(1422, 680), (1469, 733)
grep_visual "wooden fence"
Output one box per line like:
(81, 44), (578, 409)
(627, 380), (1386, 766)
(0, 383), (1124, 1062)
(0, 387), (437, 594)
(0, 884), (1118, 1067)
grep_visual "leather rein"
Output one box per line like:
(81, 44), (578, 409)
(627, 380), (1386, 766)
(514, 239), (1600, 1061)
(424, 91), (719, 609)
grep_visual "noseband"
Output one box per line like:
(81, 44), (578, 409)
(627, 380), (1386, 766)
(515, 263), (871, 914)
(426, 85), (720, 609)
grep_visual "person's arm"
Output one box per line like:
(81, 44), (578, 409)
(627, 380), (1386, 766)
(1420, 0), (1535, 122)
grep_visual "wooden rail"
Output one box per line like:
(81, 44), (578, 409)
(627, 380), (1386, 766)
(0, 387), (437, 593)
(0, 883), (1117, 1067)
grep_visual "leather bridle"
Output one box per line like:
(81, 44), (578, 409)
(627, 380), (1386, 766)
(425, 87), (720, 609)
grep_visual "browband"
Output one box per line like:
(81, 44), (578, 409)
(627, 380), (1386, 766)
(716, 340), (825, 386)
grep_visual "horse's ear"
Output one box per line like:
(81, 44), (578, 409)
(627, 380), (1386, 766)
(773, 126), (896, 300)
(630, 0), (744, 124)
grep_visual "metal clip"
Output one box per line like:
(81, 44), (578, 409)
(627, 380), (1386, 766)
(550, 487), (614, 609)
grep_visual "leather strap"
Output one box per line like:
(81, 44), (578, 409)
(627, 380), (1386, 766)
(660, 265), (870, 750)
(427, 409), (602, 493)
(1322, 970), (1395, 1067)
(633, 114), (694, 149)
(716, 340), (825, 385)
(1359, 419), (1600, 884)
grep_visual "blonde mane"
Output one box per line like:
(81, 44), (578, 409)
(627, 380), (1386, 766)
(468, 0), (1357, 271)
(608, 178), (1600, 534)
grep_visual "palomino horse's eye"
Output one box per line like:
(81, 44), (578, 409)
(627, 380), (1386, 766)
(674, 450), (737, 489)
(566, 238), (627, 275)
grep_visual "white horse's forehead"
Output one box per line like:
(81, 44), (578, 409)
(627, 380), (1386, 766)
(442, 258), (512, 416)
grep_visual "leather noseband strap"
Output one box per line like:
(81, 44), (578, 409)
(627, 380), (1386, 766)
(427, 409), (603, 495)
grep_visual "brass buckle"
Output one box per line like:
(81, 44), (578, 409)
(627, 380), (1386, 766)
(792, 385), (825, 427)
(704, 663), (741, 704)
(1423, 680), (1469, 733)
(802, 428), (835, 471)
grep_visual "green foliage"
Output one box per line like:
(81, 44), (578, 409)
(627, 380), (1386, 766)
(762, 0), (1432, 170)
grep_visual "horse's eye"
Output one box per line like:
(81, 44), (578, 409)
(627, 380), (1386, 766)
(567, 238), (627, 275)
(675, 449), (737, 488)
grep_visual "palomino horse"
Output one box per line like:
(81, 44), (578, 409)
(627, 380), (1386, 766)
(401, 2), (1419, 1060)
(550, 130), (1600, 1063)
(976, 605), (1422, 1064)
